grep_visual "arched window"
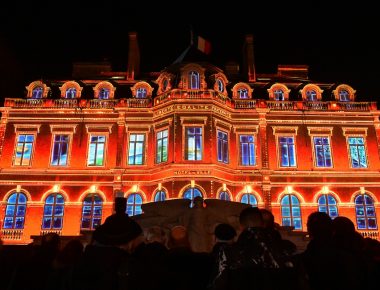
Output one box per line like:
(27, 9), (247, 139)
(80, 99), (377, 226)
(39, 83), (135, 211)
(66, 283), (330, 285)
(281, 194), (302, 230)
(126, 193), (143, 216)
(99, 88), (110, 99)
(189, 71), (200, 89)
(219, 191), (230, 201)
(183, 187), (203, 207)
(42, 193), (65, 230)
(339, 90), (350, 101)
(238, 88), (248, 99)
(274, 89), (285, 101)
(355, 194), (377, 229)
(318, 194), (338, 219)
(217, 79), (224, 92)
(81, 194), (103, 230)
(65, 88), (77, 99)
(3, 192), (27, 229)
(163, 79), (169, 91)
(136, 87), (147, 98)
(154, 190), (166, 202)
(306, 90), (317, 101)
(240, 193), (257, 207)
(32, 87), (43, 99)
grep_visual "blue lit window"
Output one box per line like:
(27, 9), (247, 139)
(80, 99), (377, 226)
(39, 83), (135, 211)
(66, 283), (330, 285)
(313, 137), (332, 168)
(51, 135), (69, 166)
(355, 194), (377, 230)
(240, 193), (257, 207)
(81, 194), (103, 230)
(65, 88), (77, 99)
(339, 90), (350, 101)
(99, 88), (110, 99)
(279, 136), (296, 167)
(3, 192), (27, 229)
(154, 190), (166, 202)
(217, 131), (228, 164)
(189, 71), (200, 89)
(126, 193), (143, 216)
(42, 193), (65, 230)
(156, 129), (168, 164)
(217, 79), (224, 92)
(186, 127), (202, 161)
(238, 88), (248, 99)
(240, 135), (255, 166)
(136, 87), (147, 98)
(87, 135), (106, 166)
(32, 87), (43, 99)
(219, 191), (231, 201)
(14, 134), (35, 166)
(318, 194), (338, 219)
(306, 90), (317, 101)
(348, 137), (367, 168)
(274, 89), (284, 101)
(128, 134), (145, 165)
(183, 187), (203, 207)
(281, 194), (302, 230)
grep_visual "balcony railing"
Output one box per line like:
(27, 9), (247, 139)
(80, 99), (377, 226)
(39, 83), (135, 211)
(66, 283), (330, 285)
(1, 229), (23, 240)
(40, 230), (62, 236)
(4, 98), (377, 112)
(360, 230), (379, 241)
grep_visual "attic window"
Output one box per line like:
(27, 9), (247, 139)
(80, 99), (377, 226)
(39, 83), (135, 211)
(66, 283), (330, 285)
(274, 89), (285, 101)
(238, 88), (248, 99)
(65, 88), (77, 99)
(99, 88), (110, 99)
(217, 79), (224, 92)
(163, 79), (169, 92)
(136, 87), (147, 98)
(306, 90), (317, 101)
(189, 71), (200, 89)
(32, 87), (43, 99)
(339, 90), (350, 102)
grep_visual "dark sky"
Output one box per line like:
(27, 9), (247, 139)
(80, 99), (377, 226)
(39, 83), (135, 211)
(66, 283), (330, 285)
(1, 2), (379, 102)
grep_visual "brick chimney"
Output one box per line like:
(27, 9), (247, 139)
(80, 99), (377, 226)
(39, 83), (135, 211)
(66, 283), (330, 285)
(243, 34), (256, 82)
(126, 32), (140, 80)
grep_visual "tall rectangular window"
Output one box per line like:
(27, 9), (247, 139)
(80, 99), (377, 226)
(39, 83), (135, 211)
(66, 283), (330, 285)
(87, 135), (106, 166)
(156, 129), (168, 164)
(186, 127), (202, 160)
(128, 134), (145, 165)
(217, 130), (228, 163)
(313, 136), (332, 167)
(240, 135), (255, 166)
(14, 134), (35, 166)
(348, 137), (367, 168)
(279, 136), (296, 167)
(51, 135), (69, 166)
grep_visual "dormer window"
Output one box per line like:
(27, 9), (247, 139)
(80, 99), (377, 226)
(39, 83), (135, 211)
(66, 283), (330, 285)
(32, 87), (43, 99)
(163, 79), (169, 91)
(267, 83), (290, 101)
(217, 79), (224, 92)
(65, 88), (77, 99)
(274, 89), (285, 101)
(99, 88), (110, 99)
(189, 71), (200, 89)
(339, 90), (350, 101)
(306, 90), (317, 101)
(238, 88), (248, 99)
(333, 84), (355, 102)
(136, 87), (147, 98)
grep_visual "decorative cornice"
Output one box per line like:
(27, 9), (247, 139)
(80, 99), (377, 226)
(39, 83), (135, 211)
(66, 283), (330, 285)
(180, 116), (208, 125)
(14, 124), (41, 133)
(342, 127), (368, 136)
(272, 126), (298, 135)
(307, 126), (333, 136)
(85, 124), (113, 134)
(50, 124), (78, 133)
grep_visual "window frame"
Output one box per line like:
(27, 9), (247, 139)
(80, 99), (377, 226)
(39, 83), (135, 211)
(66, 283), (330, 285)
(346, 136), (369, 169)
(217, 129), (229, 164)
(238, 134), (257, 167)
(153, 190), (167, 202)
(354, 193), (377, 230)
(183, 125), (204, 161)
(311, 135), (333, 168)
(317, 194), (338, 219)
(50, 133), (72, 167)
(12, 132), (37, 167)
(127, 132), (147, 166)
(87, 134), (108, 167)
(126, 193), (143, 216)
(156, 128), (169, 164)
(41, 193), (65, 230)
(276, 135), (297, 168)
(2, 192), (28, 230)
(281, 194), (302, 230)
(188, 71), (200, 90)
(80, 193), (103, 230)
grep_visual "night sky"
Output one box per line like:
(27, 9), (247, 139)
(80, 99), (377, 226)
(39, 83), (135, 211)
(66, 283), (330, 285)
(1, 2), (378, 102)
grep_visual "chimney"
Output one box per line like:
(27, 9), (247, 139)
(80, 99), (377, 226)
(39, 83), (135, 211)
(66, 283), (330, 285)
(243, 34), (256, 82)
(126, 32), (140, 80)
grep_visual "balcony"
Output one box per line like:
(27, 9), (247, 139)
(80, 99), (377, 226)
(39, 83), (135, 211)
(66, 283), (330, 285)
(154, 89), (231, 106)
(360, 230), (379, 241)
(1, 229), (23, 240)
(234, 99), (257, 109)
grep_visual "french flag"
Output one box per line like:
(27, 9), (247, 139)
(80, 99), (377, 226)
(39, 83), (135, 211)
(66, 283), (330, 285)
(195, 35), (212, 55)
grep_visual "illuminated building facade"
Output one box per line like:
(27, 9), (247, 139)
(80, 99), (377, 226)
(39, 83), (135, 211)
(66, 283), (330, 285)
(0, 33), (379, 244)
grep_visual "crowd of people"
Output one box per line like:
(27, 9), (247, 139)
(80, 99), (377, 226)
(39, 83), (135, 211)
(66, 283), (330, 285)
(1, 197), (379, 290)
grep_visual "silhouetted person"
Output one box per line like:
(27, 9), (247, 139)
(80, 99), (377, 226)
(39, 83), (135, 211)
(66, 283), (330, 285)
(302, 212), (361, 290)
